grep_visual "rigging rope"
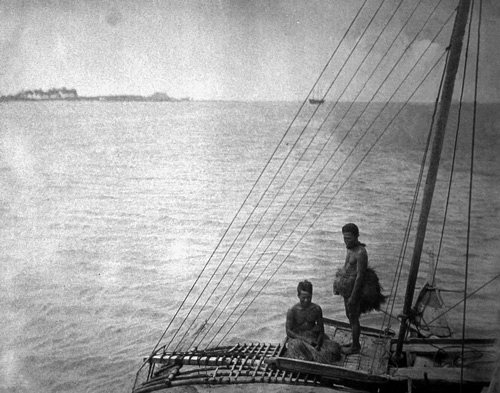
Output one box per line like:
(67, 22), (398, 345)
(207, 46), (454, 350)
(319, 1), (455, 342)
(381, 2), (455, 334)
(175, 4), (398, 331)
(317, 0), (437, 142)
(160, 0), (375, 352)
(211, 44), (449, 349)
(168, 0), (383, 350)
(182, 3), (456, 350)
(380, 35), (450, 336)
(166, 0), (374, 352)
(379, 3), (486, 386)
(432, 0), (475, 286)
(309, 0), (393, 108)
(426, 273), (499, 327)
(150, 0), (465, 357)
(133, 1), (493, 389)
(188, 0), (422, 350)
(461, 0), (480, 388)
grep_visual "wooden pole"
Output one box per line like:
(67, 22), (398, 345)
(487, 339), (500, 392)
(394, 0), (472, 359)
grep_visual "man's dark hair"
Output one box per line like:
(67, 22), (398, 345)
(342, 223), (359, 237)
(297, 280), (313, 295)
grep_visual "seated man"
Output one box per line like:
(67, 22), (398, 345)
(286, 280), (341, 363)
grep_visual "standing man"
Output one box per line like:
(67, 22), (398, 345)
(333, 223), (386, 355)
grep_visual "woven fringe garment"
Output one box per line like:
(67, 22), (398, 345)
(333, 266), (387, 314)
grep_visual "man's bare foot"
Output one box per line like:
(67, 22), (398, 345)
(342, 345), (361, 355)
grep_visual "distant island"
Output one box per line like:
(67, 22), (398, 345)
(0, 88), (192, 102)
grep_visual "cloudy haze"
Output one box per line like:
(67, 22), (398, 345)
(1, 0), (499, 101)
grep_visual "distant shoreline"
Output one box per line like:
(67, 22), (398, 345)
(0, 96), (193, 103)
(0, 88), (192, 103)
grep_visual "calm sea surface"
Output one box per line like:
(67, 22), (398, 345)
(1, 101), (499, 392)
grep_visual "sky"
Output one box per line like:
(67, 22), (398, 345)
(1, 0), (499, 101)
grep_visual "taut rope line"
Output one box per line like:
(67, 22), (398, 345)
(381, 5), (455, 333)
(189, 0), (430, 350)
(461, 0), (480, 387)
(167, 0), (374, 352)
(210, 48), (448, 348)
(198, 3), (455, 348)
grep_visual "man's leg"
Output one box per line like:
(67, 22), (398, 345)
(350, 313), (361, 351)
(342, 297), (352, 347)
(343, 301), (361, 355)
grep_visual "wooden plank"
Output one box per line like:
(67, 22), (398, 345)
(390, 342), (496, 354)
(390, 337), (496, 355)
(324, 317), (393, 336)
(149, 354), (253, 367)
(486, 340), (500, 393)
(331, 328), (391, 375)
(148, 343), (285, 367)
(392, 367), (492, 384)
(392, 337), (496, 346)
(359, 335), (391, 375)
(266, 357), (389, 384)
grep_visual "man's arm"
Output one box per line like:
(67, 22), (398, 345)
(286, 308), (300, 339)
(315, 305), (325, 350)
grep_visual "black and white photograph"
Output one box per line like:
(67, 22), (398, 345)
(1, 1), (499, 392)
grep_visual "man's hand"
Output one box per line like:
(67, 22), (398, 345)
(311, 337), (323, 351)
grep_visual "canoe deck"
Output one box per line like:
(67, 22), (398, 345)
(133, 323), (394, 393)
(330, 325), (392, 377)
(133, 323), (496, 393)
(134, 342), (326, 392)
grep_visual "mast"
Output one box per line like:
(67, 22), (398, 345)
(394, 0), (472, 358)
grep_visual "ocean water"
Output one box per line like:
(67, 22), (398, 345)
(1, 101), (499, 393)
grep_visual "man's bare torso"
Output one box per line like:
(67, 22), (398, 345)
(289, 303), (321, 334)
(343, 246), (366, 276)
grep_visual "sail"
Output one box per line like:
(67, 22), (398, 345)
(309, 84), (325, 104)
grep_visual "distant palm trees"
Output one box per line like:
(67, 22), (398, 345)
(0, 87), (78, 101)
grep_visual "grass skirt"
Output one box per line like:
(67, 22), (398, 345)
(286, 332), (341, 363)
(333, 266), (386, 314)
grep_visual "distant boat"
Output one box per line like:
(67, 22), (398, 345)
(309, 83), (325, 105)
(309, 98), (325, 105)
